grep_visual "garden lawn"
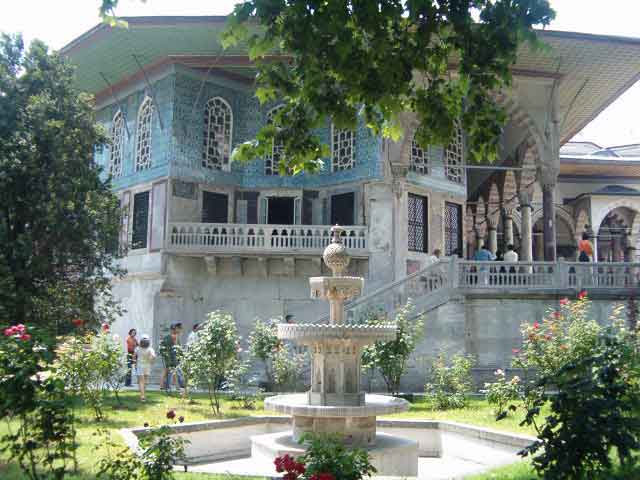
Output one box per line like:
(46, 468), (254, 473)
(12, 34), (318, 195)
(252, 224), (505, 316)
(0, 392), (542, 479)
(383, 396), (544, 437)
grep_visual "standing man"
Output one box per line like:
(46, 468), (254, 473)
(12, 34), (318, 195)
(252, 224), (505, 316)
(160, 323), (183, 391)
(503, 244), (519, 263)
(125, 328), (138, 387)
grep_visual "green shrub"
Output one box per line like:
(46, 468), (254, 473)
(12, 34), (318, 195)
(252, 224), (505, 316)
(519, 327), (640, 479)
(361, 301), (423, 394)
(425, 351), (475, 410)
(1, 324), (77, 480)
(248, 317), (281, 389)
(273, 346), (306, 392)
(54, 332), (125, 420)
(183, 311), (241, 415)
(483, 369), (521, 418)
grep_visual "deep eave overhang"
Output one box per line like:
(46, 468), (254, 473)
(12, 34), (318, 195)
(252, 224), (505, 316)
(61, 16), (640, 146)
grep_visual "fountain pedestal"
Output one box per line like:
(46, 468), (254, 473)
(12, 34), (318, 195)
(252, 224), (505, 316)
(251, 226), (419, 476)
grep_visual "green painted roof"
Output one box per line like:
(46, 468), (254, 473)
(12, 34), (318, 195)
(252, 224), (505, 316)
(61, 17), (254, 93)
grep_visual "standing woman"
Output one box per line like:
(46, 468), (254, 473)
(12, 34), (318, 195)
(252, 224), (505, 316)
(578, 232), (594, 262)
(125, 329), (138, 387)
(135, 334), (156, 402)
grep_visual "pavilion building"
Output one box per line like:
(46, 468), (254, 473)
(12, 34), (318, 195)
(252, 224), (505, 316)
(62, 17), (640, 388)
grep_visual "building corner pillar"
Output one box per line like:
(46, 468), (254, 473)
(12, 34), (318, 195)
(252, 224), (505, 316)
(542, 183), (556, 261)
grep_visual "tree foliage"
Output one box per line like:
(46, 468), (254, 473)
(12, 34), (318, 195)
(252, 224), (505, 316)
(0, 34), (123, 331)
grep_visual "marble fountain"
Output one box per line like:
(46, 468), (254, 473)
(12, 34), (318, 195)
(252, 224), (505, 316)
(253, 226), (418, 476)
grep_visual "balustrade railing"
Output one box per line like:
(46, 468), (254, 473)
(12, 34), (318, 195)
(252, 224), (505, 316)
(167, 222), (368, 254)
(323, 259), (640, 325)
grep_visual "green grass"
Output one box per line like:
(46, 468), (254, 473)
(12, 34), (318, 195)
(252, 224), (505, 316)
(0, 391), (574, 480)
(383, 397), (543, 436)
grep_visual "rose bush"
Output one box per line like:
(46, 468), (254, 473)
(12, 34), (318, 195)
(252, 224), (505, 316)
(273, 434), (375, 480)
(0, 324), (77, 480)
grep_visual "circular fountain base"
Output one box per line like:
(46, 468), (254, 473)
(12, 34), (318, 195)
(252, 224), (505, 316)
(251, 431), (419, 477)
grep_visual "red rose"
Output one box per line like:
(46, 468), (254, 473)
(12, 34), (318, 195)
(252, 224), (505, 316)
(319, 473), (336, 480)
(72, 318), (83, 327)
(294, 462), (305, 475)
(512, 348), (520, 354)
(19, 334), (31, 341)
(533, 321), (540, 329)
(178, 416), (184, 423)
(283, 473), (298, 480)
(544, 334), (552, 340)
(578, 290), (587, 300)
(552, 311), (561, 319)
(274, 457), (284, 473)
(310, 475), (319, 480)
(283, 454), (295, 472)
(166, 409), (176, 420)
(559, 298), (570, 306)
(15, 324), (25, 334)
(3, 327), (14, 336)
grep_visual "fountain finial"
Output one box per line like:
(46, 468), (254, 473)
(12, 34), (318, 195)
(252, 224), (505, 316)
(322, 225), (350, 277)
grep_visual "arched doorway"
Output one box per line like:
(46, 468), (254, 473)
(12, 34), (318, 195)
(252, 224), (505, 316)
(596, 207), (635, 262)
(532, 213), (575, 260)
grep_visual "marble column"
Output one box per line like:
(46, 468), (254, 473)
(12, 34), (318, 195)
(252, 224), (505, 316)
(519, 194), (533, 262)
(504, 213), (514, 247)
(488, 226), (498, 256)
(542, 183), (556, 261)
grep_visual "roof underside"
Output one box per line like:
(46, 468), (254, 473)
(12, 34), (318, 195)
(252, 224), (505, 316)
(62, 17), (640, 146)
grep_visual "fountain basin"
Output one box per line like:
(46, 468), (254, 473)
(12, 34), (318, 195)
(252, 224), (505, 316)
(265, 393), (409, 417)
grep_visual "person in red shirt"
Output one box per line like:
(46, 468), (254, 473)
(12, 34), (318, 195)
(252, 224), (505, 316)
(125, 329), (138, 387)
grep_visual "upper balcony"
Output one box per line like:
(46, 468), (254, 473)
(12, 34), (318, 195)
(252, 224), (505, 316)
(166, 223), (369, 256)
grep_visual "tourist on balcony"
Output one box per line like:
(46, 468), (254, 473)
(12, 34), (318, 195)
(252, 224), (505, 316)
(504, 244), (519, 285)
(578, 232), (594, 262)
(135, 334), (156, 402)
(125, 328), (138, 387)
(473, 241), (495, 285)
(426, 249), (442, 266)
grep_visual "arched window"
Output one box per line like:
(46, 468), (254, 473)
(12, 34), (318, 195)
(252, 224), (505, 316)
(202, 97), (232, 171)
(265, 105), (284, 176)
(135, 96), (154, 172)
(444, 125), (464, 184)
(331, 125), (355, 171)
(409, 134), (431, 175)
(109, 111), (125, 177)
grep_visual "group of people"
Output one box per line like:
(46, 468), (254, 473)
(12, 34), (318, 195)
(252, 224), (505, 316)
(123, 322), (201, 401)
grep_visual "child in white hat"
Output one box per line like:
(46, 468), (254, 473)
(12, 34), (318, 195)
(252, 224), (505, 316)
(135, 334), (156, 402)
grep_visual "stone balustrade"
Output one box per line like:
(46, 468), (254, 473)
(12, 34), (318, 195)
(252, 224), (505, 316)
(332, 259), (640, 325)
(167, 222), (368, 255)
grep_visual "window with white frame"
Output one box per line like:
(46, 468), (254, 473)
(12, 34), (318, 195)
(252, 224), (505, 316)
(444, 125), (464, 184)
(409, 134), (431, 175)
(109, 111), (125, 177)
(265, 105), (284, 176)
(135, 97), (154, 171)
(331, 126), (355, 171)
(202, 97), (232, 171)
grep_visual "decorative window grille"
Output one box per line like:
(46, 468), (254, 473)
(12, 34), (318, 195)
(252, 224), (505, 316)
(409, 135), (431, 175)
(135, 97), (154, 171)
(109, 111), (125, 177)
(131, 191), (150, 249)
(331, 126), (355, 171)
(202, 97), (232, 171)
(444, 202), (463, 256)
(408, 193), (428, 253)
(444, 125), (464, 184)
(265, 105), (284, 176)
